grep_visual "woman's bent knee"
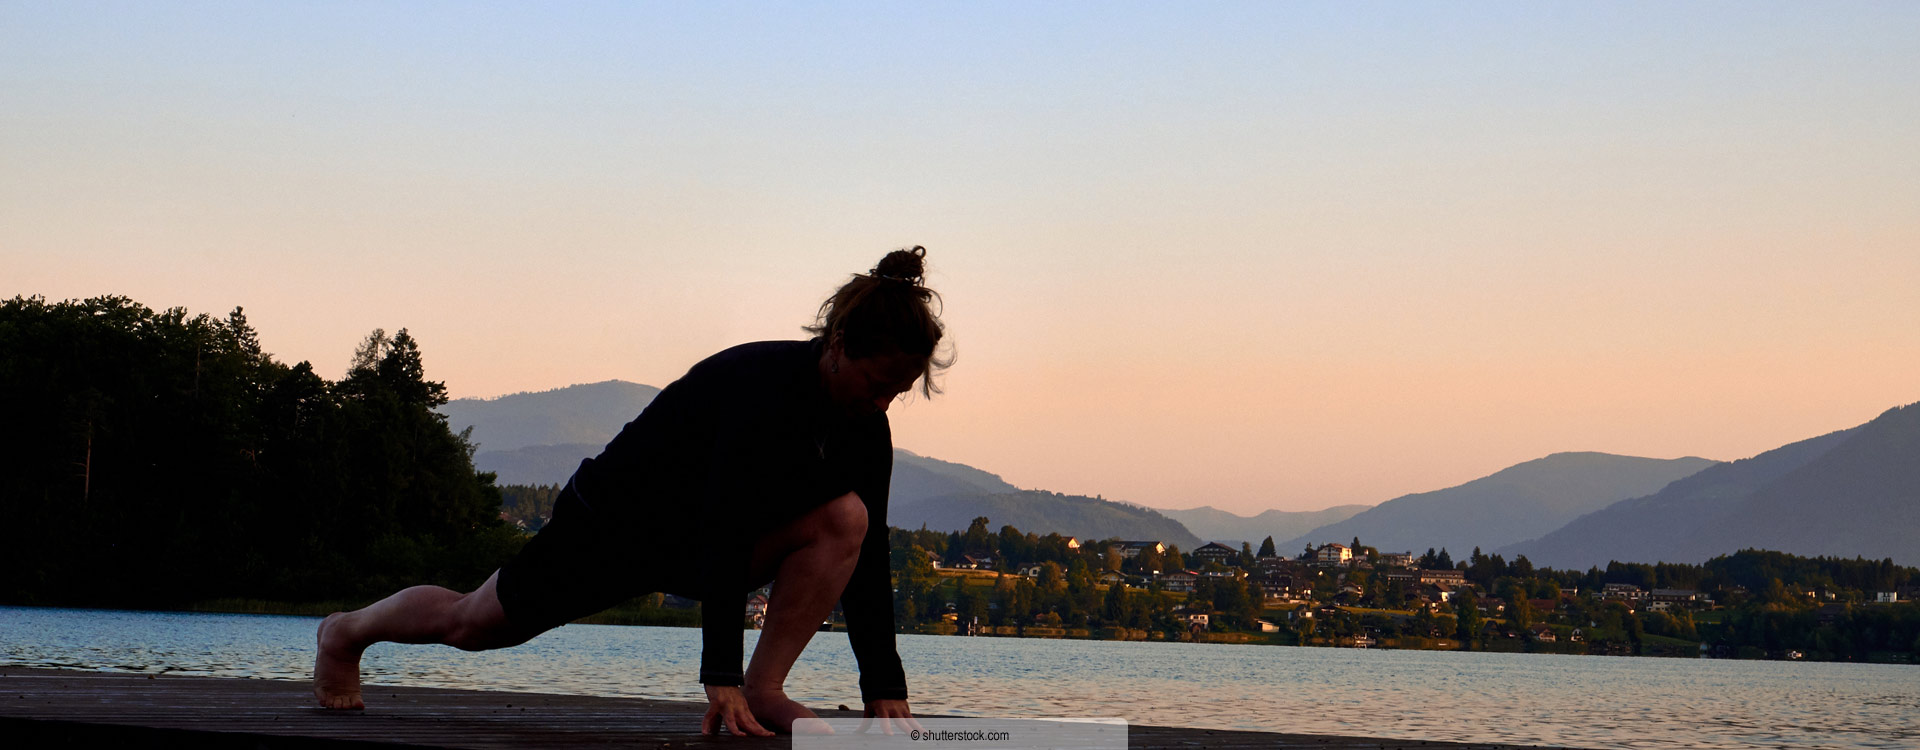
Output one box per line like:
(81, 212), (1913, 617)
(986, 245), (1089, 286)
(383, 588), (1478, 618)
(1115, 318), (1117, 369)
(446, 578), (531, 651)
(817, 492), (868, 544)
(446, 610), (531, 651)
(747, 494), (870, 582)
(448, 622), (530, 651)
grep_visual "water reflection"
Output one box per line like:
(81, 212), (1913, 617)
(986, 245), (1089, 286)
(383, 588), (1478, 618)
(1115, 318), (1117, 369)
(2, 606), (1915, 749)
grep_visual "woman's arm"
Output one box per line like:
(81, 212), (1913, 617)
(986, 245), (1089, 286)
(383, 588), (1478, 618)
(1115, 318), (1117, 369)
(697, 558), (750, 689)
(840, 442), (911, 706)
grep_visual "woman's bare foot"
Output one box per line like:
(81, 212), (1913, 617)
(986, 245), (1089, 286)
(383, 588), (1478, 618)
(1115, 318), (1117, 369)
(313, 612), (366, 709)
(745, 688), (818, 734)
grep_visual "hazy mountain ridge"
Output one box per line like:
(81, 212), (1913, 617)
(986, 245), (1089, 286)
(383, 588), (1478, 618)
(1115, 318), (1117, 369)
(440, 380), (659, 453)
(1279, 452), (1720, 557)
(1161, 505), (1370, 547)
(884, 453), (1204, 545)
(1496, 429), (1858, 568)
(893, 490), (1203, 549)
(472, 440), (1024, 503)
(450, 381), (1200, 544)
(474, 443), (600, 486)
(1703, 404), (1920, 562)
(893, 448), (1021, 495)
(1502, 403), (1920, 568)
(452, 382), (1920, 566)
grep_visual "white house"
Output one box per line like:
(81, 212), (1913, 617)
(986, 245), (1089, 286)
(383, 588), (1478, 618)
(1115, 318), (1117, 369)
(1316, 544), (1352, 564)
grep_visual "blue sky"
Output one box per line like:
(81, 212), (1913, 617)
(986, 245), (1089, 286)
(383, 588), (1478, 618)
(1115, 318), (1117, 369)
(6, 1), (1917, 512)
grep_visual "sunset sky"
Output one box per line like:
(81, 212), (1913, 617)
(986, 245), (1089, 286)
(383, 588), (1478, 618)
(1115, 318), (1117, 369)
(7, 2), (1917, 514)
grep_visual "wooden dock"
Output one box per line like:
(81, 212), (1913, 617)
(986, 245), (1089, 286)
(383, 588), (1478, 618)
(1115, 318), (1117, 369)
(1, 667), (1577, 749)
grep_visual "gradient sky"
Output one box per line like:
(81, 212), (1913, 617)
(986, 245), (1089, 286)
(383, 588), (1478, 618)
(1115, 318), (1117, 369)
(6, 2), (1917, 514)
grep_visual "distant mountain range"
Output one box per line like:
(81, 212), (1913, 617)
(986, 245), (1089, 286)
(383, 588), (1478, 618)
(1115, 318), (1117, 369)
(1277, 452), (1720, 558)
(469, 442), (602, 486)
(1502, 403), (1920, 569)
(890, 448), (1021, 499)
(1160, 505), (1370, 548)
(441, 380), (660, 453)
(897, 489), (1202, 549)
(444, 382), (1920, 567)
(440, 382), (1198, 544)
(881, 451), (1199, 546)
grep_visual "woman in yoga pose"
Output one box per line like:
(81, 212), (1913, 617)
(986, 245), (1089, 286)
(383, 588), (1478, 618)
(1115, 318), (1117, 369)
(314, 247), (948, 736)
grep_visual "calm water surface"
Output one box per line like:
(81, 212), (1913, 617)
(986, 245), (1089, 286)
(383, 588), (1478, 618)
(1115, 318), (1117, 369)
(3, 606), (1916, 749)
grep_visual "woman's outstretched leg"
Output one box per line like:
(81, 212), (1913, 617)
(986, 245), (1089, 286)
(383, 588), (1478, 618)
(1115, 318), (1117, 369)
(739, 493), (868, 731)
(314, 570), (529, 709)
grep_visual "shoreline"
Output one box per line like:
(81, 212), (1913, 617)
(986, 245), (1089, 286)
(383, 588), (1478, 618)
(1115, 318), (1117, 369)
(11, 602), (1904, 667)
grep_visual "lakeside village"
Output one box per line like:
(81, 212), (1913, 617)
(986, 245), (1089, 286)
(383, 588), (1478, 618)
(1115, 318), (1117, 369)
(17, 298), (1912, 665)
(720, 520), (1918, 663)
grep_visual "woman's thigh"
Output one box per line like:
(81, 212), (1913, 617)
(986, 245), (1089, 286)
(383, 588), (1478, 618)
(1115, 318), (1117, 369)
(494, 491), (676, 633)
(743, 492), (866, 586)
(501, 490), (863, 619)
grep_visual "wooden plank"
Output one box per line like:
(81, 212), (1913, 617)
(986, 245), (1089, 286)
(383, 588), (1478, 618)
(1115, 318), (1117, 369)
(0, 668), (1580, 749)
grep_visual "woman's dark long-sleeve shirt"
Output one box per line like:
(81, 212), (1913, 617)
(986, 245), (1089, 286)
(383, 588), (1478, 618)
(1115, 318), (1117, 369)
(568, 339), (908, 702)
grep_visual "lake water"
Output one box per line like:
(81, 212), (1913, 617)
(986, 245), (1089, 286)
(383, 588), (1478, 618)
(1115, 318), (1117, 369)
(2, 606), (1916, 749)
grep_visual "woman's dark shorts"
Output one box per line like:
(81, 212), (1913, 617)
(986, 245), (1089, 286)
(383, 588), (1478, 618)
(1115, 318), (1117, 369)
(494, 483), (694, 634)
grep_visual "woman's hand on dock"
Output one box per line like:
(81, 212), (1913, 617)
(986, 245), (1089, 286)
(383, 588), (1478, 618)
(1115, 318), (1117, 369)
(701, 685), (775, 737)
(862, 699), (921, 735)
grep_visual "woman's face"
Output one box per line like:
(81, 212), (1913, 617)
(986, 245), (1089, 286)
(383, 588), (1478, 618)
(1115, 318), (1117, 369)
(827, 348), (926, 417)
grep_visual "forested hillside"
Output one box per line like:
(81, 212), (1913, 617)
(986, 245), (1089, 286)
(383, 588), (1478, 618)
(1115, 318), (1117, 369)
(0, 295), (520, 607)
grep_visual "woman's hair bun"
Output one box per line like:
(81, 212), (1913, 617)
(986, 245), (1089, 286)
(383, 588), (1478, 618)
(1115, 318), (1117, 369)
(872, 246), (927, 286)
(807, 244), (952, 397)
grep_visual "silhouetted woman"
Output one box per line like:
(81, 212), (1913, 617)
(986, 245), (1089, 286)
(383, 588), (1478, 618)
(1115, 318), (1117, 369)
(314, 247), (949, 736)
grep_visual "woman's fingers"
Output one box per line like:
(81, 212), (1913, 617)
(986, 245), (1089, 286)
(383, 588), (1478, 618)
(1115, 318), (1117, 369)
(702, 685), (775, 737)
(730, 706), (774, 737)
(881, 708), (924, 733)
(862, 699), (922, 734)
(705, 707), (772, 736)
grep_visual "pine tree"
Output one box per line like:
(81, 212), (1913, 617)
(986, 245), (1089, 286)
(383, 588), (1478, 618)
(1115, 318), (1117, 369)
(1103, 578), (1126, 622)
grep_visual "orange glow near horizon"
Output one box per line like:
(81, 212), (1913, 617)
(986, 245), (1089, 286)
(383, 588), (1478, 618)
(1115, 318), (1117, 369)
(6, 4), (1918, 513)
